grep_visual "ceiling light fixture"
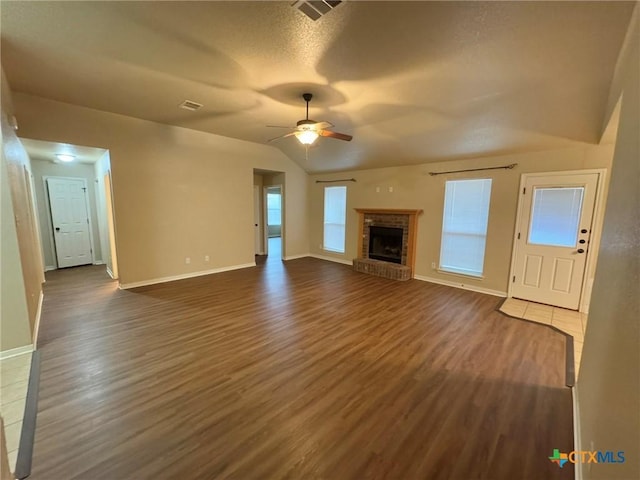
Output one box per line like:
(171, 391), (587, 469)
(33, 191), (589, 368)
(56, 153), (75, 162)
(295, 130), (319, 145)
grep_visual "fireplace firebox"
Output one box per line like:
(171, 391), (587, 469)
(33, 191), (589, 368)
(368, 226), (403, 264)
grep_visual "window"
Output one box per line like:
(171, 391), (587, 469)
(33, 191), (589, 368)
(323, 186), (347, 253)
(267, 192), (281, 226)
(439, 178), (492, 277)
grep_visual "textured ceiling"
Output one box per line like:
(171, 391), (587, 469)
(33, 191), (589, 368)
(0, 1), (634, 173)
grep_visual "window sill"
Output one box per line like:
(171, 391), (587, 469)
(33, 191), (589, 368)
(437, 269), (485, 280)
(323, 248), (345, 255)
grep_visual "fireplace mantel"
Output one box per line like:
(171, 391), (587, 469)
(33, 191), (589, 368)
(354, 208), (423, 277)
(355, 208), (423, 216)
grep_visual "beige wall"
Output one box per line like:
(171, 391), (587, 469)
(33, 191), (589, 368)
(1, 68), (43, 351)
(309, 145), (613, 294)
(1, 117), (32, 352)
(30, 157), (102, 269)
(13, 93), (309, 286)
(578, 8), (639, 480)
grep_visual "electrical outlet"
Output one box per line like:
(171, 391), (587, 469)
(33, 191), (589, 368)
(388, 186), (393, 193)
(204, 255), (210, 262)
(431, 262), (436, 269)
(376, 186), (380, 193)
(185, 257), (191, 264)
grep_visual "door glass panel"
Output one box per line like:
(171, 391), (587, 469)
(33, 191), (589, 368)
(528, 187), (584, 247)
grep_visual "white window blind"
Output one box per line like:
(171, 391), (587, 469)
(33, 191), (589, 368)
(323, 186), (347, 253)
(439, 178), (492, 277)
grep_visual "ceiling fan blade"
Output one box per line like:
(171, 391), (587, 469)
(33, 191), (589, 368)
(319, 130), (353, 141)
(313, 121), (334, 130)
(266, 125), (296, 129)
(268, 131), (297, 142)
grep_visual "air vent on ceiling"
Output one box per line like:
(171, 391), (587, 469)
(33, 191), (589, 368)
(294, 0), (342, 21)
(179, 100), (203, 111)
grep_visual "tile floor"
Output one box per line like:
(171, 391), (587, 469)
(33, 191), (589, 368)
(499, 298), (586, 377)
(1, 352), (33, 472)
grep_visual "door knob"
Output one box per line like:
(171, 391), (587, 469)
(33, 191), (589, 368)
(579, 239), (586, 244)
(577, 248), (585, 254)
(581, 229), (588, 234)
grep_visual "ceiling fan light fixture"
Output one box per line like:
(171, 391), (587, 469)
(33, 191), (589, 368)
(296, 130), (319, 145)
(267, 92), (351, 145)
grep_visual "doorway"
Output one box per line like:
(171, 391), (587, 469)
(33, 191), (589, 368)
(265, 186), (283, 259)
(20, 138), (119, 278)
(253, 169), (285, 261)
(509, 171), (604, 310)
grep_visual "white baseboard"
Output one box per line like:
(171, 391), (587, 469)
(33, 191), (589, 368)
(414, 274), (507, 297)
(32, 290), (44, 349)
(572, 385), (583, 480)
(308, 253), (353, 266)
(106, 266), (115, 279)
(44, 265), (56, 272)
(119, 262), (257, 289)
(0, 344), (34, 360)
(93, 260), (104, 265)
(283, 253), (310, 261)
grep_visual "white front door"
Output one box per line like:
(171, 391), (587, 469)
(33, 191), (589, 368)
(511, 172), (599, 310)
(47, 177), (93, 268)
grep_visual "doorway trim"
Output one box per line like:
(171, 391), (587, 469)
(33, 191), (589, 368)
(103, 171), (119, 279)
(253, 185), (264, 256)
(508, 169), (607, 313)
(43, 175), (97, 268)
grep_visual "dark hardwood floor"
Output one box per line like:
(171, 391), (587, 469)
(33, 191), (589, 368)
(32, 251), (574, 479)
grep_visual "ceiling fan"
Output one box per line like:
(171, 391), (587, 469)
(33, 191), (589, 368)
(267, 93), (352, 145)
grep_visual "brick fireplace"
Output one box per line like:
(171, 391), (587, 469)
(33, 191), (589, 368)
(353, 208), (423, 280)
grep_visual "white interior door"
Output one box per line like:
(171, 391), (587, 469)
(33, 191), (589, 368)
(253, 185), (263, 255)
(47, 177), (93, 268)
(511, 173), (599, 310)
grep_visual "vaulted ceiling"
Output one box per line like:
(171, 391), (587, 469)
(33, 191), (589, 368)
(0, 1), (634, 172)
